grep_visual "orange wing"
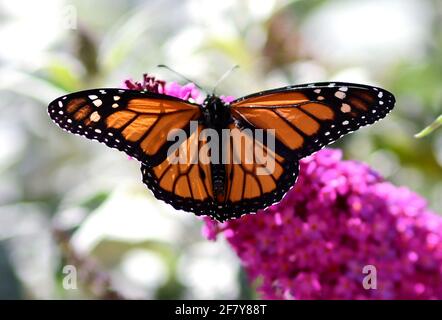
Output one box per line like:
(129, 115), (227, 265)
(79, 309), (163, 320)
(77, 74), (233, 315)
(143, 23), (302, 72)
(48, 88), (201, 165)
(140, 122), (298, 221)
(49, 82), (395, 222)
(216, 124), (298, 220)
(230, 82), (395, 160)
(141, 124), (217, 215)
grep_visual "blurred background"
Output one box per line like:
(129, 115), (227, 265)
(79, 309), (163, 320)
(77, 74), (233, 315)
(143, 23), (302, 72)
(0, 0), (441, 299)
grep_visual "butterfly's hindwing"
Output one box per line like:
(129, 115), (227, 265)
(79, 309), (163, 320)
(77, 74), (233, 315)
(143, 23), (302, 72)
(141, 124), (217, 217)
(141, 123), (299, 221)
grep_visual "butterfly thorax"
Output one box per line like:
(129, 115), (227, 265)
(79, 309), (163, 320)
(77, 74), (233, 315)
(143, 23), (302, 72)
(201, 95), (231, 129)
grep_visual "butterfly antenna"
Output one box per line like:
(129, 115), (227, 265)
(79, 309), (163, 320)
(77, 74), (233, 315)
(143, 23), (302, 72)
(212, 65), (239, 95)
(157, 64), (204, 91)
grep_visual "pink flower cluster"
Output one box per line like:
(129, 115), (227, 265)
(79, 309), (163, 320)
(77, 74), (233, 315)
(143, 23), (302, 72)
(124, 73), (235, 103)
(203, 149), (442, 299)
(123, 75), (442, 299)
(124, 74), (201, 102)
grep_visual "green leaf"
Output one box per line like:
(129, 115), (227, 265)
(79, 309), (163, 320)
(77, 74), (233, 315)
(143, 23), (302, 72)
(45, 59), (82, 91)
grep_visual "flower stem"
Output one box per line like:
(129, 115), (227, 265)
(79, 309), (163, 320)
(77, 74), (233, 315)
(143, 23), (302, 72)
(415, 115), (442, 138)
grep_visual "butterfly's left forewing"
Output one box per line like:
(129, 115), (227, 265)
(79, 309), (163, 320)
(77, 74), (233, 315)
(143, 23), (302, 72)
(230, 82), (395, 160)
(48, 89), (201, 166)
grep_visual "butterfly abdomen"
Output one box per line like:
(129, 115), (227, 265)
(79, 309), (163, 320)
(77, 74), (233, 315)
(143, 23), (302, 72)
(212, 163), (226, 197)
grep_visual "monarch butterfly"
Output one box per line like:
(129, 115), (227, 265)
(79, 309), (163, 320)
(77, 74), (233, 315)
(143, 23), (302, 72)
(48, 79), (395, 221)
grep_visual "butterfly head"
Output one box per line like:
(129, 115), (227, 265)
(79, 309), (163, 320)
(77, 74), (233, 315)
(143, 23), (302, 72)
(202, 95), (230, 127)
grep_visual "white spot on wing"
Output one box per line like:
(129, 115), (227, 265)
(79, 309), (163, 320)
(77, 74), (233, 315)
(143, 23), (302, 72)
(90, 111), (101, 122)
(335, 91), (346, 99)
(93, 99), (103, 107)
(341, 103), (351, 113)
